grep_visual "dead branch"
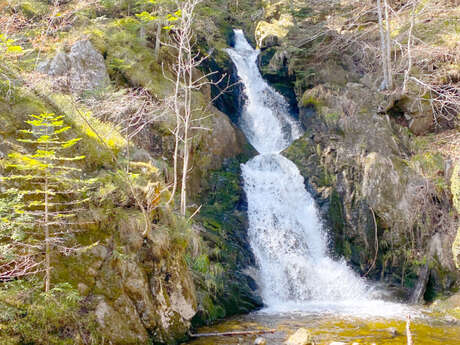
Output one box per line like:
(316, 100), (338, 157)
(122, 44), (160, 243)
(190, 329), (276, 338)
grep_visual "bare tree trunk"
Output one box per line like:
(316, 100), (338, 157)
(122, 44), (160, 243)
(403, 1), (416, 93)
(180, 6), (194, 216)
(180, 112), (190, 216)
(168, 26), (185, 206)
(140, 25), (146, 45)
(44, 127), (50, 293)
(377, 0), (389, 89)
(289, 0), (297, 26)
(168, 0), (226, 216)
(384, 0), (393, 89)
(154, 21), (162, 62)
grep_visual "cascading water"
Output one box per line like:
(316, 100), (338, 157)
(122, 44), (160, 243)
(226, 30), (408, 317)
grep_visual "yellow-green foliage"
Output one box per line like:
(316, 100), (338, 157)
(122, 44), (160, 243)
(49, 94), (127, 168)
(0, 113), (92, 283)
(0, 34), (23, 55)
(255, 13), (293, 48)
(0, 279), (99, 345)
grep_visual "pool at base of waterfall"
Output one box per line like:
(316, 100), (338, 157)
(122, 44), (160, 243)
(185, 312), (460, 345)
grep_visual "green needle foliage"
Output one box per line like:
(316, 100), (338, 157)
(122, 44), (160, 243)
(0, 113), (91, 291)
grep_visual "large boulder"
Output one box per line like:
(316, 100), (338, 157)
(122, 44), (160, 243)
(38, 39), (110, 94)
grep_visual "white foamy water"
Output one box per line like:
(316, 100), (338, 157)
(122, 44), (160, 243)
(226, 29), (410, 318)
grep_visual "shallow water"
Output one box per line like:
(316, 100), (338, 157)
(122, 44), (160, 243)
(186, 311), (460, 345)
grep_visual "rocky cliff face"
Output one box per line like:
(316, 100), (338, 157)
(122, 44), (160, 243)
(249, 0), (459, 301)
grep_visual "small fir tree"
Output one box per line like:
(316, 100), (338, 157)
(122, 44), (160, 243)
(0, 113), (90, 291)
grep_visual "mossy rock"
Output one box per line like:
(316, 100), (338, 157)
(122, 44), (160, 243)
(19, 1), (48, 19)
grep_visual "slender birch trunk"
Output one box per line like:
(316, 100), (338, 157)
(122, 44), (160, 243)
(403, 1), (416, 93)
(377, 0), (389, 89)
(154, 20), (162, 62)
(384, 0), (393, 89)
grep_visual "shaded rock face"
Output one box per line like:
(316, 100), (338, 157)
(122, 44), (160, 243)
(38, 40), (110, 94)
(283, 81), (458, 298)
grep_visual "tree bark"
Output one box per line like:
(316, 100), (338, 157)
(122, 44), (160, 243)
(154, 21), (162, 62)
(403, 1), (416, 93)
(44, 126), (50, 292)
(377, 0), (389, 89)
(384, 0), (393, 89)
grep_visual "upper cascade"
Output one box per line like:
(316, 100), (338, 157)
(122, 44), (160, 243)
(225, 29), (303, 154)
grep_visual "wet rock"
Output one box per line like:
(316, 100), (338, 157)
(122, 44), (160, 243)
(38, 39), (109, 94)
(255, 337), (267, 345)
(385, 327), (401, 337)
(285, 328), (314, 345)
(260, 35), (279, 49)
(429, 233), (455, 271)
(431, 292), (460, 319)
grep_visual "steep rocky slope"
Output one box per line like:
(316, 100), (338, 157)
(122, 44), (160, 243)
(0, 1), (262, 344)
(253, 0), (459, 301)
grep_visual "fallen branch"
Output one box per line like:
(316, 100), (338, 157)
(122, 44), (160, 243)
(406, 315), (413, 345)
(190, 329), (276, 337)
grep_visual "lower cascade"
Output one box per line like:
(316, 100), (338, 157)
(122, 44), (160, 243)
(227, 29), (406, 316)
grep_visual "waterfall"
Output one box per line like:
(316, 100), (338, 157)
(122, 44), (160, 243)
(226, 30), (408, 316)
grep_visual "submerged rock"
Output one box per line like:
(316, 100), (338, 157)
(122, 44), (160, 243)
(285, 328), (314, 345)
(254, 337), (267, 345)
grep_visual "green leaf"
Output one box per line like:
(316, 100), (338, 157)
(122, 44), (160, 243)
(61, 138), (82, 148)
(54, 126), (71, 134)
(6, 45), (23, 53)
(136, 11), (157, 22)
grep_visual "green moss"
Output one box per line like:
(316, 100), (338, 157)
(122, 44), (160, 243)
(324, 112), (339, 123)
(100, 21), (174, 98)
(301, 93), (322, 109)
(18, 1), (48, 19)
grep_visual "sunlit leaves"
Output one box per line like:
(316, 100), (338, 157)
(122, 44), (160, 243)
(61, 138), (81, 149)
(135, 1), (182, 30)
(0, 33), (23, 55)
(136, 11), (158, 22)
